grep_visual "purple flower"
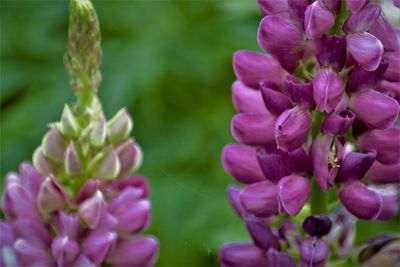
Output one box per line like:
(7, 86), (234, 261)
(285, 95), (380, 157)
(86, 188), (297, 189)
(347, 32), (383, 71)
(300, 237), (329, 267)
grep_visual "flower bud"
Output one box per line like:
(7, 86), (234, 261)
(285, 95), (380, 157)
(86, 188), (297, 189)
(64, 142), (82, 176)
(33, 147), (56, 176)
(278, 174), (311, 216)
(275, 107), (312, 152)
(336, 151), (376, 183)
(284, 75), (315, 109)
(245, 216), (279, 251)
(369, 13), (400, 51)
(304, 1), (335, 39)
(349, 90), (399, 129)
(107, 108), (133, 144)
(106, 237), (159, 267)
(51, 236), (80, 267)
(219, 243), (269, 267)
(42, 126), (66, 162)
(345, 0), (368, 13)
(116, 139), (143, 177)
(317, 34), (347, 71)
(347, 32), (383, 71)
(366, 161), (400, 184)
(233, 50), (286, 89)
(343, 4), (381, 33)
(78, 190), (105, 229)
(339, 181), (382, 220)
(300, 237), (329, 267)
(59, 104), (79, 138)
(258, 15), (305, 72)
(231, 113), (276, 145)
(302, 215), (332, 237)
(227, 185), (246, 218)
(53, 211), (81, 240)
(260, 83), (292, 116)
(321, 110), (355, 136)
(313, 69), (345, 113)
(90, 113), (107, 147)
(240, 180), (278, 217)
(96, 149), (121, 180)
(232, 81), (268, 114)
(358, 127), (400, 165)
(82, 232), (117, 264)
(37, 177), (66, 216)
(222, 144), (265, 184)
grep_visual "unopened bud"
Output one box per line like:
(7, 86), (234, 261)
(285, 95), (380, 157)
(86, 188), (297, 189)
(96, 149), (121, 180)
(90, 113), (107, 147)
(116, 139), (143, 177)
(42, 126), (66, 162)
(64, 142), (82, 176)
(33, 148), (56, 176)
(37, 177), (66, 216)
(59, 105), (79, 137)
(78, 190), (105, 229)
(107, 108), (133, 144)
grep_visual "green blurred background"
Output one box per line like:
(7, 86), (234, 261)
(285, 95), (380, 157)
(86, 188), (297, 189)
(0, 1), (398, 266)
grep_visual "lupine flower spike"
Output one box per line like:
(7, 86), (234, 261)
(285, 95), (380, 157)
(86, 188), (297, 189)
(221, 0), (399, 266)
(1, 1), (158, 266)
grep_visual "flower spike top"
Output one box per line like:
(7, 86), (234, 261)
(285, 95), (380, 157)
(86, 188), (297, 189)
(1, 0), (158, 266)
(221, 0), (399, 266)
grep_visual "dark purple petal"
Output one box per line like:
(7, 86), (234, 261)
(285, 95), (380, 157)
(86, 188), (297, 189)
(372, 185), (399, 221)
(317, 34), (347, 70)
(347, 32), (383, 71)
(304, 1), (335, 39)
(222, 144), (265, 184)
(321, 110), (355, 136)
(282, 147), (312, 175)
(106, 237), (159, 267)
(245, 216), (279, 250)
(278, 175), (311, 216)
(366, 161), (400, 184)
(345, 0), (368, 13)
(256, 0), (288, 16)
(52, 236), (80, 267)
(260, 83), (292, 116)
(300, 237), (329, 267)
(233, 50), (286, 89)
(275, 107), (312, 152)
(395, 0), (400, 8)
(240, 180), (279, 217)
(257, 146), (290, 183)
(376, 79), (400, 102)
(346, 60), (389, 94)
(339, 181), (382, 220)
(219, 243), (269, 267)
(369, 13), (400, 51)
(268, 249), (297, 267)
(287, 0), (309, 28)
(284, 75), (316, 109)
(320, 0), (342, 14)
(313, 69), (345, 113)
(227, 185), (246, 218)
(384, 51), (400, 82)
(349, 90), (399, 129)
(343, 4), (381, 33)
(358, 127), (400, 165)
(302, 215), (332, 237)
(231, 113), (276, 145)
(337, 151), (376, 183)
(232, 81), (269, 114)
(82, 232), (117, 264)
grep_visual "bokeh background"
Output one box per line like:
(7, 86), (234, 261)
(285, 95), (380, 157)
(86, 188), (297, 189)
(1, 1), (398, 266)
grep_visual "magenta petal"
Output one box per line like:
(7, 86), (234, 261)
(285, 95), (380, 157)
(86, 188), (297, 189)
(240, 180), (278, 217)
(78, 190), (106, 229)
(106, 237), (159, 267)
(347, 32), (383, 71)
(113, 200), (151, 235)
(108, 176), (150, 199)
(304, 1), (335, 39)
(116, 139), (142, 177)
(268, 249), (297, 267)
(219, 243), (269, 267)
(257, 147), (290, 183)
(260, 83), (292, 116)
(18, 162), (45, 199)
(256, 0), (289, 16)
(358, 127), (400, 165)
(37, 177), (67, 216)
(14, 239), (53, 266)
(72, 255), (96, 267)
(231, 113), (276, 145)
(366, 161), (400, 184)
(275, 107), (312, 152)
(337, 151), (376, 183)
(52, 236), (80, 266)
(343, 4), (381, 33)
(300, 237), (329, 267)
(376, 79), (400, 102)
(0, 221), (15, 247)
(282, 147), (312, 175)
(278, 175), (311, 216)
(320, 0), (342, 14)
(12, 218), (50, 248)
(82, 232), (117, 264)
(233, 50), (286, 89)
(373, 185), (399, 221)
(349, 90), (399, 129)
(321, 110), (355, 136)
(313, 69), (345, 113)
(369, 13), (400, 51)
(245, 216), (279, 250)
(345, 0), (368, 13)
(284, 75), (316, 109)
(232, 81), (268, 114)
(384, 51), (400, 82)
(76, 179), (101, 204)
(227, 185), (246, 218)
(346, 61), (389, 94)
(108, 187), (144, 214)
(287, 0), (309, 28)
(53, 211), (81, 240)
(339, 181), (382, 220)
(222, 144), (265, 184)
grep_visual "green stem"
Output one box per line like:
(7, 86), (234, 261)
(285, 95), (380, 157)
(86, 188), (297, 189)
(311, 178), (329, 215)
(311, 109), (324, 139)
